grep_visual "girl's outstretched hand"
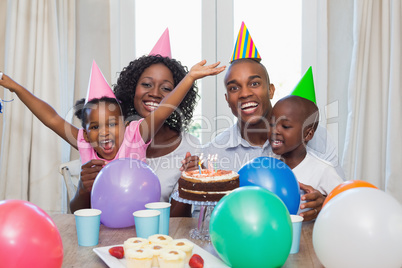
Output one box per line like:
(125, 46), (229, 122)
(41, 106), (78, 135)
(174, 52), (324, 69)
(188, 60), (226, 81)
(0, 73), (22, 93)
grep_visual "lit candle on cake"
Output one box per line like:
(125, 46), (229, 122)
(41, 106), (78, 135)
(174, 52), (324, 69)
(207, 154), (214, 172)
(213, 154), (218, 172)
(198, 153), (204, 174)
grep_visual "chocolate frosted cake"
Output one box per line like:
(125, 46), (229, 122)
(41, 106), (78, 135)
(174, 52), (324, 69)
(178, 169), (239, 201)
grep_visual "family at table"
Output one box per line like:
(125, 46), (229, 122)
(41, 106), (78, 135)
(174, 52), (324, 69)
(72, 23), (345, 222)
(0, 23), (345, 222)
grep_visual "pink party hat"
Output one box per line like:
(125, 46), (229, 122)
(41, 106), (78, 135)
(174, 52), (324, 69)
(85, 60), (116, 103)
(149, 28), (172, 58)
(230, 22), (261, 63)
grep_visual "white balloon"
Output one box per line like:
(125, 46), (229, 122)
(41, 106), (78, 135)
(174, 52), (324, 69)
(313, 188), (402, 268)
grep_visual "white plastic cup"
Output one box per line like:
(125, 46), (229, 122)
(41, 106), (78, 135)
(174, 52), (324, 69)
(290, 215), (304, 254)
(145, 202), (171, 235)
(74, 208), (102, 246)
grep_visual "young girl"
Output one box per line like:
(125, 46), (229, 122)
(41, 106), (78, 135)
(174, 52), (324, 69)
(0, 60), (225, 165)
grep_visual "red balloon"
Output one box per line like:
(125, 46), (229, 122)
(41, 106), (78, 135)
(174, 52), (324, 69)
(323, 180), (378, 207)
(0, 200), (63, 267)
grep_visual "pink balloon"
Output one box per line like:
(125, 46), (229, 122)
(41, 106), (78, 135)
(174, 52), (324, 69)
(91, 158), (161, 228)
(0, 200), (63, 267)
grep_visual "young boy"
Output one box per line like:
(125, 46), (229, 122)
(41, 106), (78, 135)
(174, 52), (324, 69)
(268, 67), (343, 204)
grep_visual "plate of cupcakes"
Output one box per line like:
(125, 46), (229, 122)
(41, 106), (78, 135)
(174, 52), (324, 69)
(93, 234), (229, 268)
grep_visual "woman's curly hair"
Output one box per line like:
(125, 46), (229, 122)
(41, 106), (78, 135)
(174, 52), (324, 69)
(114, 55), (199, 133)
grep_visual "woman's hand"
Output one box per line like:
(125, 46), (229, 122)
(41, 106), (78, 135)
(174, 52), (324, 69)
(70, 159), (106, 213)
(299, 182), (325, 221)
(79, 159), (106, 192)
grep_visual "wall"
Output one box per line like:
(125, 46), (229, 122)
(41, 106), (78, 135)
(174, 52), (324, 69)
(0, 0), (7, 149)
(328, 0), (354, 164)
(70, 0), (112, 160)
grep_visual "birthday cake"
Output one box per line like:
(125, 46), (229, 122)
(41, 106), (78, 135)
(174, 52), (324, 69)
(178, 169), (240, 202)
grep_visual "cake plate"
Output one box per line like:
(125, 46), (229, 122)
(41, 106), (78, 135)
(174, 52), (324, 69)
(171, 190), (218, 241)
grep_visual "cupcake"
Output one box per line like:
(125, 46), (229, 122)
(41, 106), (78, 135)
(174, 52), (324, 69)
(125, 248), (153, 268)
(157, 249), (186, 268)
(169, 239), (194, 264)
(148, 234), (173, 245)
(123, 237), (149, 252)
(144, 243), (167, 267)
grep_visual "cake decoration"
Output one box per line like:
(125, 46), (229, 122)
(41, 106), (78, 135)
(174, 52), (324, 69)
(198, 153), (205, 174)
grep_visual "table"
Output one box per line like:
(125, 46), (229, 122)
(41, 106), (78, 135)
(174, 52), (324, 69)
(51, 214), (323, 267)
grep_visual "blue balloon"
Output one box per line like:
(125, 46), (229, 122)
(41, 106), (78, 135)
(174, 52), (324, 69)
(238, 157), (300, 214)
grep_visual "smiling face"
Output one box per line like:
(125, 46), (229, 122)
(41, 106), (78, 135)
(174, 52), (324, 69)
(83, 101), (125, 160)
(268, 96), (317, 159)
(224, 59), (275, 127)
(133, 63), (175, 118)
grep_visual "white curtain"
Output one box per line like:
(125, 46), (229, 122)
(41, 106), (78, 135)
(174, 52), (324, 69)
(342, 0), (402, 203)
(0, 0), (76, 213)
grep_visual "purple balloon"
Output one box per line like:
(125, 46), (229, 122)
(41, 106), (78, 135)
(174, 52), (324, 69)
(91, 158), (161, 228)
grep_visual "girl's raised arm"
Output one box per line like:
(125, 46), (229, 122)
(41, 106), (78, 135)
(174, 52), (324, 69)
(139, 60), (225, 143)
(0, 74), (79, 149)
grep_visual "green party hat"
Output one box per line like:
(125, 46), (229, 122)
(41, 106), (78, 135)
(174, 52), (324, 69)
(290, 66), (316, 104)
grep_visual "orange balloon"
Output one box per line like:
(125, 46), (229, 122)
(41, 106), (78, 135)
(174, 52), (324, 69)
(323, 180), (378, 207)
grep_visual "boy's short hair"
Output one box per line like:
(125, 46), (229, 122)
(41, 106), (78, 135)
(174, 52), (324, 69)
(278, 95), (319, 132)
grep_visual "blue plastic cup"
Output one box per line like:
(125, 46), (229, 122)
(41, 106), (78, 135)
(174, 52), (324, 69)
(145, 202), (171, 235)
(133, 209), (160, 238)
(74, 208), (102, 246)
(290, 215), (304, 254)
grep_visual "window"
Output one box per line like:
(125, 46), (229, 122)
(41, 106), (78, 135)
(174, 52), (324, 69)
(134, 0), (203, 138)
(234, 0), (301, 105)
(130, 0), (301, 142)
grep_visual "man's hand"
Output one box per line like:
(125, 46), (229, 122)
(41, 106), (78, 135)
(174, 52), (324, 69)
(180, 152), (201, 172)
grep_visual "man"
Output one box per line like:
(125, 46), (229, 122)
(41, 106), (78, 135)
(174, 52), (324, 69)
(183, 22), (344, 221)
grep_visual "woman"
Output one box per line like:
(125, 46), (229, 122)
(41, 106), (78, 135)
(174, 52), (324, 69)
(70, 55), (202, 216)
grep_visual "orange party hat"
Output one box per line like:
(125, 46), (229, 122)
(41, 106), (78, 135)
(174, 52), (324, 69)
(230, 22), (261, 63)
(149, 28), (172, 59)
(85, 60), (116, 103)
